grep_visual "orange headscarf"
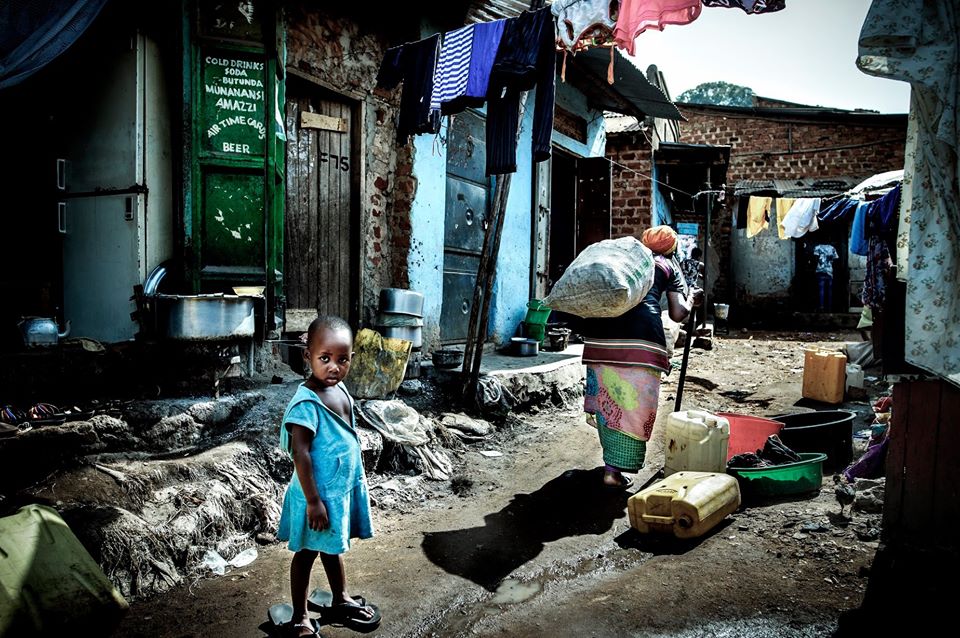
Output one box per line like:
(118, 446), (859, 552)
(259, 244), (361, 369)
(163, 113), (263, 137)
(641, 225), (678, 255)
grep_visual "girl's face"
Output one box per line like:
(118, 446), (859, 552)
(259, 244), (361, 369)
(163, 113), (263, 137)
(304, 328), (353, 387)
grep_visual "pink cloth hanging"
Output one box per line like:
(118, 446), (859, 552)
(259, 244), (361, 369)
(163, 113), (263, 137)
(613, 0), (702, 56)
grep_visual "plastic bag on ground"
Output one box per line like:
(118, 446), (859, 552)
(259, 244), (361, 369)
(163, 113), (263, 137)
(358, 400), (429, 446)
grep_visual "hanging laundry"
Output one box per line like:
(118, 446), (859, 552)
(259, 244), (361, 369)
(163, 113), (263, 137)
(781, 198), (821, 238)
(486, 7), (556, 175)
(775, 197), (796, 239)
(865, 184), (901, 237)
(552, 0), (618, 50)
(862, 235), (893, 311)
(850, 201), (870, 257)
(614, 1), (702, 56)
(434, 19), (506, 116)
(817, 198), (858, 223)
(701, 0), (786, 14)
(430, 25), (474, 115)
(377, 35), (441, 143)
(746, 196), (772, 238)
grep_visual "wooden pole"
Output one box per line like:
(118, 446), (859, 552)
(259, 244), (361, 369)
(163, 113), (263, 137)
(461, 93), (528, 402)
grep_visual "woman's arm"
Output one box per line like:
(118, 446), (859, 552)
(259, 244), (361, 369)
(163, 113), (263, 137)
(667, 288), (703, 323)
(290, 424), (329, 530)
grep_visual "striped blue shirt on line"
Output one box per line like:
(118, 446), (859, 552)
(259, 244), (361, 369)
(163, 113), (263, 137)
(430, 25), (474, 112)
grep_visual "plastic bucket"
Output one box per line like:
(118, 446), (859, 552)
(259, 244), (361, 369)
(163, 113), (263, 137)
(717, 412), (784, 461)
(524, 299), (552, 326)
(727, 452), (827, 499)
(767, 410), (856, 472)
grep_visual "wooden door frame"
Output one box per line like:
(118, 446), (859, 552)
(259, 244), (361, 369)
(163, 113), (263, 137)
(283, 67), (363, 330)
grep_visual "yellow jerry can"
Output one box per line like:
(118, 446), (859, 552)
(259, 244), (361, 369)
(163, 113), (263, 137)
(801, 348), (847, 404)
(628, 472), (741, 539)
(0, 504), (128, 637)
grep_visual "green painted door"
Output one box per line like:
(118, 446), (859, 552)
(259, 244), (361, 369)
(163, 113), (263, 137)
(183, 0), (285, 331)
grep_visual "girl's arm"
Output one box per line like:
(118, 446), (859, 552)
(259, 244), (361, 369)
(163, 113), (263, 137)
(290, 424), (329, 530)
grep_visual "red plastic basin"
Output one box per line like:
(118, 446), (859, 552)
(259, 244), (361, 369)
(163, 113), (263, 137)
(717, 412), (785, 461)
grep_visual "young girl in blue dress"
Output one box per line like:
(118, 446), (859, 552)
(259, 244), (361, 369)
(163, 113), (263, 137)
(277, 316), (379, 636)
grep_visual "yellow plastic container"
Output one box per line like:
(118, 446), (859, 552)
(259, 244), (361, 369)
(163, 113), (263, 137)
(801, 348), (847, 404)
(664, 410), (730, 476)
(628, 471), (741, 539)
(0, 505), (128, 636)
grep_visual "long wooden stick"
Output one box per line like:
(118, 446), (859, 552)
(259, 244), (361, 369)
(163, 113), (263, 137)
(469, 173), (513, 392)
(461, 93), (528, 401)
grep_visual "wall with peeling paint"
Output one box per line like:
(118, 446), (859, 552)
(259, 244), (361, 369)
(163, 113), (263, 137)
(731, 222), (795, 303)
(552, 79), (606, 158)
(407, 126), (447, 349)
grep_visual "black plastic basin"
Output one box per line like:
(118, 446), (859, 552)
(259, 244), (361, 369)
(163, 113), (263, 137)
(768, 410), (856, 472)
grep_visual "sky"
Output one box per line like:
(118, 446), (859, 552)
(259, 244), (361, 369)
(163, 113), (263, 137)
(625, 0), (910, 113)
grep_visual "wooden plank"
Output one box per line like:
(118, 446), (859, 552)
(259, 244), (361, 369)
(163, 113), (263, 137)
(284, 99), (301, 313)
(307, 99), (321, 316)
(336, 100), (352, 321)
(933, 381), (960, 550)
(883, 382), (909, 541)
(300, 111), (348, 133)
(899, 380), (942, 544)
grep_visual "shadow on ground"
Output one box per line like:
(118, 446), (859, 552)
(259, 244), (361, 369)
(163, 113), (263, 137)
(613, 518), (732, 555)
(421, 468), (627, 590)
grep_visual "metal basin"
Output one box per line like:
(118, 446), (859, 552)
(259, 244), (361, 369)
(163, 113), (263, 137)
(150, 294), (255, 341)
(379, 288), (424, 317)
(378, 325), (422, 348)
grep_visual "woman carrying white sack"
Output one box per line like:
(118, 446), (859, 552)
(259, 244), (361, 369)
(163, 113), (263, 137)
(579, 226), (702, 489)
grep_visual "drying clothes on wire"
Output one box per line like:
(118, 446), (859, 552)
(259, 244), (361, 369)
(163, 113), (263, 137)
(457, 19), (507, 113)
(862, 234), (893, 311)
(850, 201), (870, 256)
(780, 198), (821, 238)
(430, 20), (508, 117)
(818, 197), (859, 223)
(377, 34), (441, 143)
(865, 183), (901, 237)
(746, 196), (772, 238)
(486, 7), (556, 175)
(552, 0), (618, 50)
(614, 0), (702, 56)
(430, 25), (473, 115)
(701, 0), (786, 14)
(775, 197), (796, 239)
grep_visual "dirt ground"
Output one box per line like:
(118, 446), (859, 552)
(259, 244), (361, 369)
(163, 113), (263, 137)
(111, 331), (884, 638)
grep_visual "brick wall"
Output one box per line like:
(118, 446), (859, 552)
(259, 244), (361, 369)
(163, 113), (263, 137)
(677, 105), (907, 184)
(607, 133), (654, 237)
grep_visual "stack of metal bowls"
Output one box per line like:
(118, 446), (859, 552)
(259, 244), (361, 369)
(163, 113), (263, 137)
(375, 288), (424, 379)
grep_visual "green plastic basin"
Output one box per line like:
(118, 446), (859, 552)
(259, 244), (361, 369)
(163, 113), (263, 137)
(727, 452), (827, 498)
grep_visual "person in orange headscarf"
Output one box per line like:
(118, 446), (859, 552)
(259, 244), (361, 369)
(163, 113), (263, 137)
(579, 225), (702, 488)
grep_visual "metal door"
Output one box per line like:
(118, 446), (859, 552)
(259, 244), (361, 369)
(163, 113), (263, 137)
(284, 90), (357, 332)
(441, 111), (490, 343)
(575, 157), (612, 253)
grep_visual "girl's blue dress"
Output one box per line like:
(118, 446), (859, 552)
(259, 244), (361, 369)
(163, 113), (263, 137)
(277, 384), (373, 554)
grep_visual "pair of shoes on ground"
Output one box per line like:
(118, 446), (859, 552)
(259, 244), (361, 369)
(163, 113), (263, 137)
(267, 589), (382, 636)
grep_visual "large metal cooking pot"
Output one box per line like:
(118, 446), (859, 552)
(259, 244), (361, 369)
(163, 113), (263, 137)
(150, 294), (255, 341)
(18, 317), (70, 347)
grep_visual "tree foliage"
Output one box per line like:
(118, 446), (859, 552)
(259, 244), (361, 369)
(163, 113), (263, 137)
(678, 81), (755, 107)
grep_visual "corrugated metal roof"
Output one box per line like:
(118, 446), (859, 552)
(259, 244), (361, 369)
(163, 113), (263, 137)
(465, 0), (538, 24)
(734, 177), (860, 198)
(605, 114), (642, 134)
(565, 48), (683, 120)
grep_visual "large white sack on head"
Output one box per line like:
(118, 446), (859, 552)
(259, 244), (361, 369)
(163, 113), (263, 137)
(544, 237), (655, 318)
